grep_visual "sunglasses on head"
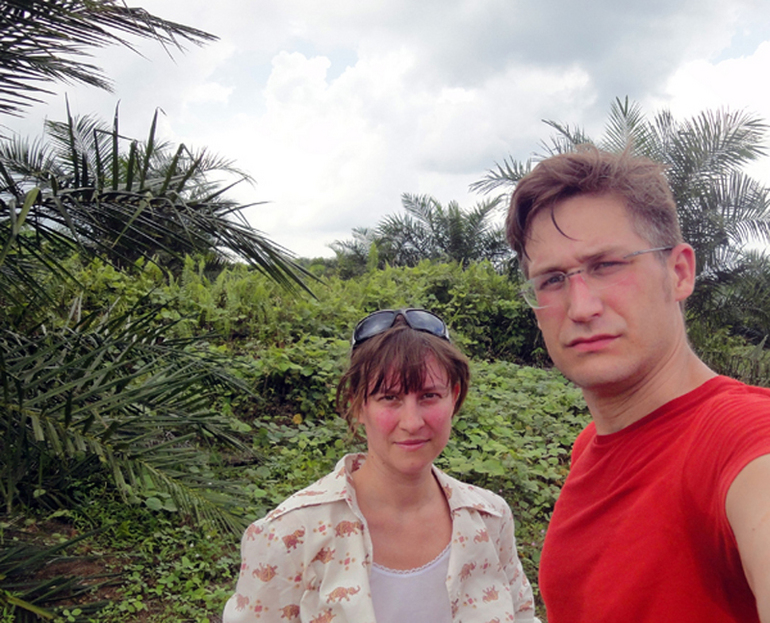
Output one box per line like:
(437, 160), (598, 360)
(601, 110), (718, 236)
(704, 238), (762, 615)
(351, 308), (451, 350)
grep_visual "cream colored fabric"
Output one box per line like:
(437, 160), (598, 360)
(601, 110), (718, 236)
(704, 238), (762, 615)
(223, 454), (538, 623)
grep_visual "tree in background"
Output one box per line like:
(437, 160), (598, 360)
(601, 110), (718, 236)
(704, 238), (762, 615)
(0, 0), (215, 117)
(473, 98), (770, 362)
(331, 192), (513, 274)
(0, 106), (311, 318)
(0, 6), (315, 618)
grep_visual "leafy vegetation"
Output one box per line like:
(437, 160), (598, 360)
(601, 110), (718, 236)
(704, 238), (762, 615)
(0, 4), (316, 613)
(0, 0), (216, 116)
(2, 4), (769, 620)
(1, 253), (579, 621)
(331, 193), (513, 276)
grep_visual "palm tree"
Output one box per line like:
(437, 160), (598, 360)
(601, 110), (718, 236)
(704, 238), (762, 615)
(0, 104), (314, 528)
(0, 106), (313, 321)
(0, 0), (216, 117)
(0, 6), (291, 618)
(332, 193), (513, 270)
(472, 97), (770, 378)
(328, 226), (383, 277)
(472, 97), (770, 280)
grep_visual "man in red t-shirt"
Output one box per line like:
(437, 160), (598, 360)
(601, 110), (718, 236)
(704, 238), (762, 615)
(505, 147), (770, 622)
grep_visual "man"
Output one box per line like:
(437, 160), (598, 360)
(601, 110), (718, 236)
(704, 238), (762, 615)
(506, 146), (770, 622)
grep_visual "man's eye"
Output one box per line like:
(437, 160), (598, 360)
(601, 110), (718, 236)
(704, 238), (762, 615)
(536, 273), (566, 291)
(591, 260), (627, 276)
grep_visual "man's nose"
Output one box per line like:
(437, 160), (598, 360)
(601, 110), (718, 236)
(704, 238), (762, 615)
(565, 273), (603, 321)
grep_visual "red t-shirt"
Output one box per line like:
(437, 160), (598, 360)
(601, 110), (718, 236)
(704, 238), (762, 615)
(539, 376), (770, 622)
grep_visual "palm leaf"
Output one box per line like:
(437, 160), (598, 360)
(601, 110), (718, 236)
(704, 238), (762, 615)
(1, 301), (253, 532)
(0, 0), (217, 116)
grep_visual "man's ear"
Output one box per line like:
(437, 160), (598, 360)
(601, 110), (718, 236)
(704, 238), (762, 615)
(669, 243), (696, 302)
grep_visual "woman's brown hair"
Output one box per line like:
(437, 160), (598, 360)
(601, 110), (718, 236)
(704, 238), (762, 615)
(336, 324), (470, 436)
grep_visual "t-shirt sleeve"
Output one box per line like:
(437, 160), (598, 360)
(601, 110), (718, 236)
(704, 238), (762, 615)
(686, 387), (770, 532)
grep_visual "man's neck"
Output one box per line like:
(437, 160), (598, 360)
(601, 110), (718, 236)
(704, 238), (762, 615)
(583, 350), (717, 435)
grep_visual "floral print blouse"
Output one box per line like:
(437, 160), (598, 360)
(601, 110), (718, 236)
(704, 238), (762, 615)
(222, 454), (539, 623)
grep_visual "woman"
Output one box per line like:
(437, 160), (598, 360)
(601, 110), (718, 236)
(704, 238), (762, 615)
(223, 308), (538, 623)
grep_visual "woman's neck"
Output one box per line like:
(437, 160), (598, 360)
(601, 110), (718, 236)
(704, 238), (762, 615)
(351, 456), (442, 513)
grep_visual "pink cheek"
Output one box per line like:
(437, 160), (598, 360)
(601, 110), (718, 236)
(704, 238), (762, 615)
(423, 409), (453, 429)
(370, 411), (400, 431)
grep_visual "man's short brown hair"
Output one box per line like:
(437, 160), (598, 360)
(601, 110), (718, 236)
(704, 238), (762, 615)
(336, 324), (470, 436)
(507, 145), (682, 274)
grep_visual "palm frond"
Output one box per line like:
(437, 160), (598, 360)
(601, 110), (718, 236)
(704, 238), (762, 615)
(538, 120), (592, 156)
(600, 96), (657, 158)
(1, 301), (253, 532)
(0, 0), (217, 116)
(469, 156), (534, 195)
(0, 108), (315, 307)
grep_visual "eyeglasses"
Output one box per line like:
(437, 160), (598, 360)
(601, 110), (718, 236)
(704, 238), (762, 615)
(351, 308), (450, 349)
(521, 246), (674, 309)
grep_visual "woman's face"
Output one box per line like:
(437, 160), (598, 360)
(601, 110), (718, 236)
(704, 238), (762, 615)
(356, 355), (459, 480)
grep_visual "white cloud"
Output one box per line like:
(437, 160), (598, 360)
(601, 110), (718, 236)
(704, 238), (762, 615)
(652, 40), (770, 185)
(2, 0), (769, 259)
(662, 41), (770, 118)
(228, 50), (599, 258)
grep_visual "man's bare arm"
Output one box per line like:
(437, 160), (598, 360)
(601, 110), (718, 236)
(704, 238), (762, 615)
(727, 453), (770, 623)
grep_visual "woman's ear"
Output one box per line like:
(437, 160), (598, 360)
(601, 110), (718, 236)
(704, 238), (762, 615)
(452, 382), (461, 402)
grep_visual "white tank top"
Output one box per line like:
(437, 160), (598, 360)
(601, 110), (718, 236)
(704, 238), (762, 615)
(369, 543), (452, 623)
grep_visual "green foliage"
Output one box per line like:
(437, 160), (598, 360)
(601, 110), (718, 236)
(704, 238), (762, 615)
(331, 193), (513, 273)
(92, 521), (237, 623)
(0, 300), (253, 532)
(0, 249), (572, 619)
(0, 519), (107, 622)
(79, 255), (537, 366)
(0, 0), (216, 116)
(689, 321), (770, 387)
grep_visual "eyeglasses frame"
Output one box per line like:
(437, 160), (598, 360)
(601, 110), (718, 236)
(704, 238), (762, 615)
(520, 246), (675, 310)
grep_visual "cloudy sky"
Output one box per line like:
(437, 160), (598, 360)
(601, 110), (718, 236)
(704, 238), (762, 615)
(4, 0), (770, 258)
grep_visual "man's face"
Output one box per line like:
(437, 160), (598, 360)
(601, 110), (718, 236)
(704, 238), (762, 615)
(525, 193), (689, 394)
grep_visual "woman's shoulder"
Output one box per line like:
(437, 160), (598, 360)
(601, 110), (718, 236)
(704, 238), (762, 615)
(257, 454), (360, 526)
(432, 466), (511, 518)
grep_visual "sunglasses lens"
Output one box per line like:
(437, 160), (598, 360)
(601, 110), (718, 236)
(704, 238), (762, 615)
(353, 311), (397, 344)
(351, 309), (450, 349)
(403, 310), (448, 339)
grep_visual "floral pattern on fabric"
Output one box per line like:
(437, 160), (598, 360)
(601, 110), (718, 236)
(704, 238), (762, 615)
(223, 454), (539, 623)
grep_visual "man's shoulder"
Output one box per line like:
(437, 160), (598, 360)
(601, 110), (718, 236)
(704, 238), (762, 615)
(692, 376), (770, 418)
(683, 376), (770, 447)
